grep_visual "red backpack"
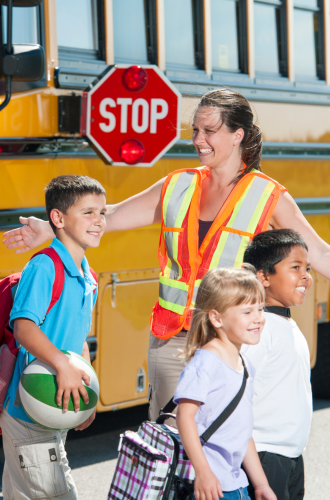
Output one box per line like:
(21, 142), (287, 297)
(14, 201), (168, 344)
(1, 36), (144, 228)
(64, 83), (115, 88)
(0, 247), (97, 413)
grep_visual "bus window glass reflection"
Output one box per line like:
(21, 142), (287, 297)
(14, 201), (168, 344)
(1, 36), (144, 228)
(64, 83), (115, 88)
(164, 0), (196, 68)
(2, 6), (39, 44)
(211, 0), (240, 72)
(254, 2), (280, 74)
(294, 0), (319, 79)
(113, 0), (148, 64)
(56, 0), (98, 50)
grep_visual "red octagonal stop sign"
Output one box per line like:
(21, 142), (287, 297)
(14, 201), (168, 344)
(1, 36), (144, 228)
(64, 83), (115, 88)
(81, 64), (181, 167)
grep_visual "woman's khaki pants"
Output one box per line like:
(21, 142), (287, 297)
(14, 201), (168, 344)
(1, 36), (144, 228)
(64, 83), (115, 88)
(148, 331), (187, 425)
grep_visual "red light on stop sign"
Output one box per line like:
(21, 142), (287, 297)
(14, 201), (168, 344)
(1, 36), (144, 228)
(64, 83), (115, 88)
(122, 66), (148, 92)
(119, 139), (145, 164)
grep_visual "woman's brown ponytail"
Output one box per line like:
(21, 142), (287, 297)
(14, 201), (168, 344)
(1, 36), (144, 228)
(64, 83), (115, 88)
(241, 123), (262, 174)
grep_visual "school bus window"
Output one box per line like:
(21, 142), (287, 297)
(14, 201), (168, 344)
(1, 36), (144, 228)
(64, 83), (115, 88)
(165, 0), (202, 70)
(113, 0), (149, 64)
(254, 0), (286, 75)
(56, 0), (102, 58)
(211, 0), (241, 72)
(294, 0), (324, 80)
(1, 5), (40, 44)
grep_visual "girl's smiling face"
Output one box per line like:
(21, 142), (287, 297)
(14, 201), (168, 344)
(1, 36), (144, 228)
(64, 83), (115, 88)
(209, 300), (265, 348)
(192, 106), (244, 168)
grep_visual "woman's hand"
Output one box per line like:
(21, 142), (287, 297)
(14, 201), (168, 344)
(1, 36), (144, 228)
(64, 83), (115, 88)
(3, 216), (54, 253)
(194, 468), (223, 500)
(254, 485), (277, 500)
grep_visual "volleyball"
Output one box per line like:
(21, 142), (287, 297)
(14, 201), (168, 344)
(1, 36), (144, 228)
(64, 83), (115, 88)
(19, 351), (99, 430)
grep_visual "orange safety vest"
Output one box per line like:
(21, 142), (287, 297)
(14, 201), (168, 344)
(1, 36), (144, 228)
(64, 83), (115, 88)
(150, 166), (286, 339)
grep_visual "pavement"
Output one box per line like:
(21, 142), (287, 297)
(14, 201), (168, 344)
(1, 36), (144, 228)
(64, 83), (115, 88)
(303, 399), (330, 499)
(0, 401), (328, 499)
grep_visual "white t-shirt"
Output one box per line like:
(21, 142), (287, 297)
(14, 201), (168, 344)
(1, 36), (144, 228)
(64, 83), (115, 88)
(241, 312), (312, 458)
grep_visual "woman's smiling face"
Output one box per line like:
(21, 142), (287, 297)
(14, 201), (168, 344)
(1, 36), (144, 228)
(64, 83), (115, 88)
(192, 106), (244, 168)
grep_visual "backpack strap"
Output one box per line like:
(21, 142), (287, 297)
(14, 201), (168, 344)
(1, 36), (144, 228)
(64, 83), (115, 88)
(89, 267), (97, 296)
(31, 248), (65, 316)
(160, 397), (177, 415)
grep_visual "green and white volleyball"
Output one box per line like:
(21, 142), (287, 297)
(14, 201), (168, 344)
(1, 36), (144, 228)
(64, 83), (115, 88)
(19, 351), (99, 431)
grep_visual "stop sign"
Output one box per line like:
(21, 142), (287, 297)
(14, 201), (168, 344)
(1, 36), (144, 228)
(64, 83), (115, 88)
(81, 64), (181, 167)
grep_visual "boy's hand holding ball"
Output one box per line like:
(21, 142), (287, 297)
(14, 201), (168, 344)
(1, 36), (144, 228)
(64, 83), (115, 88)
(55, 354), (90, 412)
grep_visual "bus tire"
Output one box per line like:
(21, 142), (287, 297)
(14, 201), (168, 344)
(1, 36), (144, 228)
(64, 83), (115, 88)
(311, 322), (330, 399)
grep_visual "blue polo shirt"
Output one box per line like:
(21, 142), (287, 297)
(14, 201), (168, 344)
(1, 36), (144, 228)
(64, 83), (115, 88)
(6, 238), (97, 423)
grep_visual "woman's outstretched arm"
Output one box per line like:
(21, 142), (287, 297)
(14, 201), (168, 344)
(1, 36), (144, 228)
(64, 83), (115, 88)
(271, 191), (330, 279)
(3, 178), (165, 253)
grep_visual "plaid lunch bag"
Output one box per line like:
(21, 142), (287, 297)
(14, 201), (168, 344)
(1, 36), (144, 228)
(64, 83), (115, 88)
(107, 357), (248, 500)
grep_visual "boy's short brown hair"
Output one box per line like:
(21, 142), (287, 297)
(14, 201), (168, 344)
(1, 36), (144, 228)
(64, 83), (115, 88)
(45, 175), (106, 233)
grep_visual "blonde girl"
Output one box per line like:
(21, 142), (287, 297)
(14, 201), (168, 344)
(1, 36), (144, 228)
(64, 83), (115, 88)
(174, 267), (276, 500)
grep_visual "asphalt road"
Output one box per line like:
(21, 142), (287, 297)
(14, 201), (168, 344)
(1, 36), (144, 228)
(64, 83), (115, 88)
(0, 401), (328, 499)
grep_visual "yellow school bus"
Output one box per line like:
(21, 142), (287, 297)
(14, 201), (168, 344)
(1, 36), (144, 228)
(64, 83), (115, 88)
(1, 0), (330, 407)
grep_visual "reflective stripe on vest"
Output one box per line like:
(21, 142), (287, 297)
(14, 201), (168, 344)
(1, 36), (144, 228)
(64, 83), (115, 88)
(210, 175), (275, 269)
(159, 275), (189, 315)
(162, 171), (198, 279)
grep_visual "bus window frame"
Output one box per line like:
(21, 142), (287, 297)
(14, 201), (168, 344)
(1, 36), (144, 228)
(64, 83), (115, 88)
(57, 0), (106, 66)
(0, 2), (46, 95)
(145, 0), (158, 65)
(293, 0), (325, 82)
(237, 0), (248, 74)
(193, 0), (205, 70)
(113, 0), (157, 66)
(210, 0), (248, 75)
(164, 0), (208, 80)
(210, 0), (251, 86)
(315, 0), (325, 80)
(253, 0), (288, 79)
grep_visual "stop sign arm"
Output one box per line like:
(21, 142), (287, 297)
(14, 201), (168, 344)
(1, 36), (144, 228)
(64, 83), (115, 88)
(103, 177), (166, 232)
(82, 64), (182, 166)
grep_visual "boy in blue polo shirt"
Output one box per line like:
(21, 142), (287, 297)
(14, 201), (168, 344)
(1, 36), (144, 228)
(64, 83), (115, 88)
(1, 175), (106, 500)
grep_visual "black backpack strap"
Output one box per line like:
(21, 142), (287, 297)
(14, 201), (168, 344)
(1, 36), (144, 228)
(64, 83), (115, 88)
(200, 356), (249, 444)
(160, 397), (177, 415)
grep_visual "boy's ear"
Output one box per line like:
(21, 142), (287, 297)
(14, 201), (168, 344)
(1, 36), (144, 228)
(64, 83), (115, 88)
(208, 309), (222, 329)
(256, 269), (270, 288)
(50, 209), (65, 229)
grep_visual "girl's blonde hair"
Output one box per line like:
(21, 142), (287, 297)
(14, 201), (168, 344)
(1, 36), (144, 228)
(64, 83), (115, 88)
(182, 266), (265, 362)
